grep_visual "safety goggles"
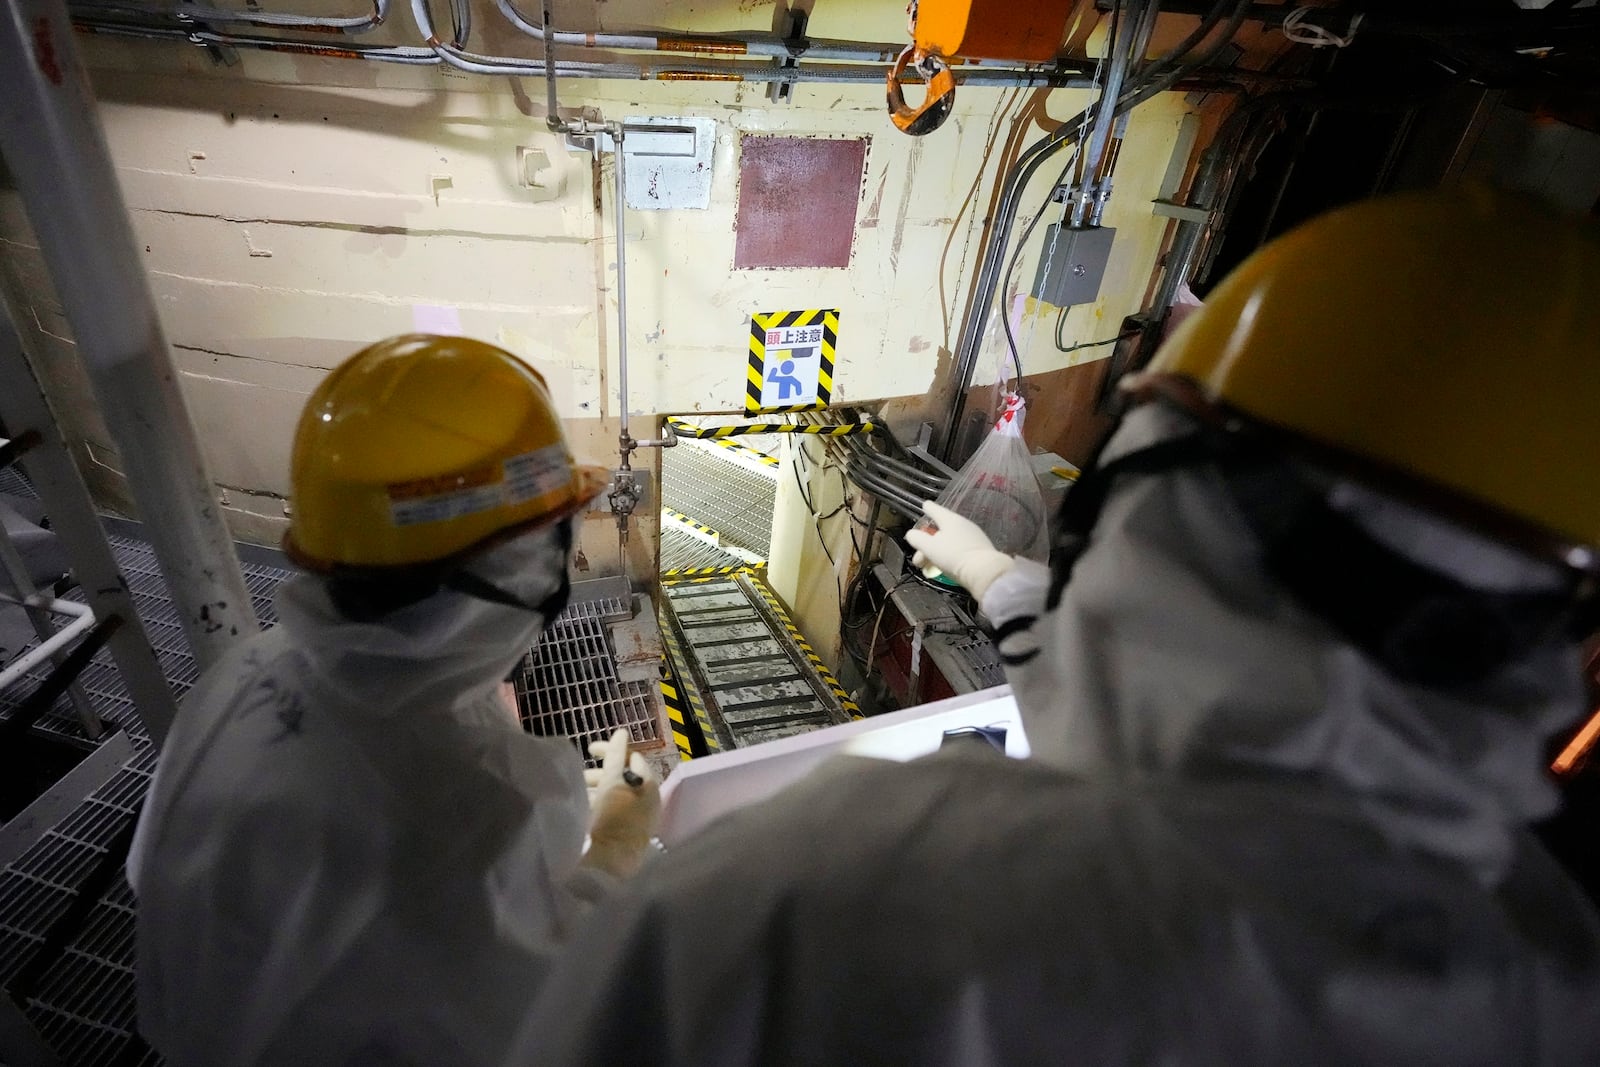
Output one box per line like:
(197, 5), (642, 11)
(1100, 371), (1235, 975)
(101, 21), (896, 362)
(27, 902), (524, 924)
(1048, 396), (1598, 688)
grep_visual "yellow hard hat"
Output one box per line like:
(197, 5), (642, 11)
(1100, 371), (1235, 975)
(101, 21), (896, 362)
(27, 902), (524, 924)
(285, 334), (609, 571)
(1136, 187), (1600, 567)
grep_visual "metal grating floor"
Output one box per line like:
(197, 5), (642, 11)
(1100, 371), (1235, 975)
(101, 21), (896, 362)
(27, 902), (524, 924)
(660, 440), (777, 559)
(659, 571), (852, 749)
(660, 523), (749, 573)
(0, 507), (646, 1065)
(0, 523), (292, 1067)
(513, 596), (660, 769)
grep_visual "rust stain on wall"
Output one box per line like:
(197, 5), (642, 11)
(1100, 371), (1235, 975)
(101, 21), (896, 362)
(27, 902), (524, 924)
(733, 135), (868, 270)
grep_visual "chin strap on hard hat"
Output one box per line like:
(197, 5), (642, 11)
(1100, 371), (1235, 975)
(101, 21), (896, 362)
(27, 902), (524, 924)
(887, 45), (956, 136)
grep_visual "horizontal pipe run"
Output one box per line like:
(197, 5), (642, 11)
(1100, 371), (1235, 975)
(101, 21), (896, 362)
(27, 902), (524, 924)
(72, 0), (386, 33)
(845, 461), (926, 519)
(854, 450), (949, 494)
(491, 0), (901, 63)
(75, 12), (1105, 87)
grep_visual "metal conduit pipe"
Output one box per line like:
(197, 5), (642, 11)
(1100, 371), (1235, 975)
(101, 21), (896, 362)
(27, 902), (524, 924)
(1072, 1), (1140, 227)
(931, 0), (1255, 458)
(418, 26), (1090, 85)
(844, 461), (927, 520)
(837, 433), (949, 495)
(446, 0), (469, 49)
(493, 0), (903, 64)
(859, 452), (948, 495)
(0, 0), (260, 676)
(1147, 98), (1276, 314)
(73, 7), (1101, 87)
(72, 0), (386, 33)
(835, 452), (947, 509)
(1136, 0), (1233, 84)
(74, 18), (446, 61)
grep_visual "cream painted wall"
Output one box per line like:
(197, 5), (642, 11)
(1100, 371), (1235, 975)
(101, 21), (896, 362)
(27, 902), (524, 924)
(0, 1), (1225, 650)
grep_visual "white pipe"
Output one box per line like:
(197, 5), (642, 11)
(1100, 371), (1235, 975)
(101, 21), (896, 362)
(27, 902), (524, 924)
(0, 0), (260, 670)
(0, 597), (95, 692)
(491, 0), (900, 62)
(613, 124), (630, 434)
(72, 0), (387, 33)
(0, 593), (92, 617)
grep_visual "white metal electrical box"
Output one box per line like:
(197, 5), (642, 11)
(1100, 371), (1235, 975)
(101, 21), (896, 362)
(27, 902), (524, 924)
(622, 116), (718, 211)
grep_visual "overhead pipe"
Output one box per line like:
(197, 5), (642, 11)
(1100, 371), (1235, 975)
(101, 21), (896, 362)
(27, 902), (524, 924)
(415, 0), (1095, 87)
(491, 0), (902, 64)
(0, 0), (260, 670)
(71, 5), (1114, 89)
(74, 17), (445, 62)
(72, 0), (386, 33)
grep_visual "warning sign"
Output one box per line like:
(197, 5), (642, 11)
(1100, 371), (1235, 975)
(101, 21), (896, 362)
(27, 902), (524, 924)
(747, 309), (839, 413)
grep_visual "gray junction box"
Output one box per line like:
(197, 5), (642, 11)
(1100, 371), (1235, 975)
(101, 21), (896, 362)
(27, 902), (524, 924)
(1031, 224), (1116, 308)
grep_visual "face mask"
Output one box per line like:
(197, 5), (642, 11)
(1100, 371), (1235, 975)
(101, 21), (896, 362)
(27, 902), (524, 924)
(445, 518), (575, 619)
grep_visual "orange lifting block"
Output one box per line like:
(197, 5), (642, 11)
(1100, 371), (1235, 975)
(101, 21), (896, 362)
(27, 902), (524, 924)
(889, 0), (1076, 136)
(915, 0), (1077, 62)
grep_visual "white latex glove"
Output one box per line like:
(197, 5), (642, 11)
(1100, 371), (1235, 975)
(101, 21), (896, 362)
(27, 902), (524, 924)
(903, 501), (1017, 601)
(580, 729), (661, 879)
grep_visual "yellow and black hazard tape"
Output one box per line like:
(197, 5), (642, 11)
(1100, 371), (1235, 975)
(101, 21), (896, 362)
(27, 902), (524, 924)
(667, 417), (875, 440)
(661, 508), (721, 541)
(658, 612), (721, 754)
(662, 564), (758, 578)
(747, 309), (840, 414)
(706, 435), (780, 468)
(746, 577), (863, 720)
(661, 571), (753, 586)
(659, 667), (695, 761)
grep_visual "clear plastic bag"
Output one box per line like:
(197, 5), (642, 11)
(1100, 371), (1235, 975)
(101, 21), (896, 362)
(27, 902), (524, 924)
(920, 393), (1050, 563)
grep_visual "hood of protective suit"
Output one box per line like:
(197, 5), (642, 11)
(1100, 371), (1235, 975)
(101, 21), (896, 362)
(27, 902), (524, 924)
(129, 521), (607, 1067)
(1006, 403), (1581, 884)
(274, 524), (571, 719)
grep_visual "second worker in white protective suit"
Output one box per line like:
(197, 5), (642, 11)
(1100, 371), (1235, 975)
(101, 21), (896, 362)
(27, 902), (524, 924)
(506, 190), (1600, 1065)
(128, 335), (659, 1067)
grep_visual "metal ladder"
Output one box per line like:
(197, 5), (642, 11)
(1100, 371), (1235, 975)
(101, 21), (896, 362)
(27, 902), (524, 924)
(659, 571), (857, 751)
(0, 312), (181, 1067)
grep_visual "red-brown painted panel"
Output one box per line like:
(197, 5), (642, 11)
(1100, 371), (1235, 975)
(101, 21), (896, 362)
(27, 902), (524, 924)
(734, 135), (868, 270)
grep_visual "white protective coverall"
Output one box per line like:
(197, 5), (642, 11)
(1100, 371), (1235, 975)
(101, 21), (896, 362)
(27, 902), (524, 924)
(507, 405), (1600, 1066)
(129, 526), (613, 1067)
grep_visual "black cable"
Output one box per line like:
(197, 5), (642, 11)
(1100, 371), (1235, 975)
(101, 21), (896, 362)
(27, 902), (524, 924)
(1055, 311), (1141, 354)
(997, 0), (1129, 391)
(792, 445), (816, 514)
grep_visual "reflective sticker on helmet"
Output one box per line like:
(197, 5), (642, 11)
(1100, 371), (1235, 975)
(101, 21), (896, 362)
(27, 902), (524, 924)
(386, 444), (569, 528)
(504, 444), (571, 504)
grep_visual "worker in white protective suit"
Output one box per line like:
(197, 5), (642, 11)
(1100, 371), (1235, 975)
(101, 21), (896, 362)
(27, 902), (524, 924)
(506, 189), (1600, 1065)
(128, 335), (660, 1067)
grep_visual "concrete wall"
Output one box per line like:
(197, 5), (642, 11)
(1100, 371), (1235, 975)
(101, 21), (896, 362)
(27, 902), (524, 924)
(0, 0), (1261, 659)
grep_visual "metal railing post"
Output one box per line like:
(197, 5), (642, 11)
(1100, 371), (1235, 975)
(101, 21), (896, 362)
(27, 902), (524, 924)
(0, 0), (260, 671)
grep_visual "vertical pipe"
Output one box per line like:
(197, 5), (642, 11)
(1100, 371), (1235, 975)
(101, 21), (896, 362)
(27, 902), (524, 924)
(542, 3), (561, 129)
(0, 0), (260, 670)
(1072, 0), (1140, 228)
(612, 125), (630, 441)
